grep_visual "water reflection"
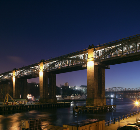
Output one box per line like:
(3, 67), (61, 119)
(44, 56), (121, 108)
(111, 99), (113, 105)
(0, 99), (139, 130)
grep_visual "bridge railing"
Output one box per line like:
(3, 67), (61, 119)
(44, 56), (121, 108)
(106, 88), (140, 92)
(94, 34), (140, 61)
(0, 72), (13, 82)
(0, 34), (140, 81)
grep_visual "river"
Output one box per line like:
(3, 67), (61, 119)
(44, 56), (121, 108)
(0, 98), (138, 130)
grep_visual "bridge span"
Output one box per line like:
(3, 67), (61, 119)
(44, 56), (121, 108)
(0, 34), (140, 106)
(106, 87), (140, 99)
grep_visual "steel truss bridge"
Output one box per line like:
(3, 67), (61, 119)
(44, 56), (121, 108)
(105, 87), (140, 99)
(1, 34), (140, 82)
(106, 87), (140, 92)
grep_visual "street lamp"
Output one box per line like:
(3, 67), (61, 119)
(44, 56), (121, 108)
(135, 100), (139, 122)
(135, 100), (139, 113)
(135, 101), (139, 106)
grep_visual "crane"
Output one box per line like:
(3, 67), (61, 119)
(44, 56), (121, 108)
(3, 93), (17, 105)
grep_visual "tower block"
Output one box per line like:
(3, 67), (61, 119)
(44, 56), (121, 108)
(39, 62), (57, 103)
(86, 48), (106, 106)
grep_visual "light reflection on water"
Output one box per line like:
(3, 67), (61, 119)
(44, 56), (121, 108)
(0, 99), (138, 130)
(111, 99), (113, 105)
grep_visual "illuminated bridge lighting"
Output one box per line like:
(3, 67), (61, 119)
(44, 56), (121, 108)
(0, 34), (140, 82)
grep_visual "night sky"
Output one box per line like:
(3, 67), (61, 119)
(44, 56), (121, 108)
(0, 0), (140, 88)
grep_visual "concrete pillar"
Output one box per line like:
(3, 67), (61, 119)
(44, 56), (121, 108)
(13, 70), (27, 99)
(48, 73), (57, 103)
(86, 48), (106, 106)
(15, 78), (20, 99)
(39, 62), (56, 103)
(87, 48), (95, 99)
(13, 70), (20, 99)
(13, 70), (16, 98)
(39, 62), (44, 99)
(95, 65), (106, 106)
(39, 62), (49, 100)
(43, 71), (49, 99)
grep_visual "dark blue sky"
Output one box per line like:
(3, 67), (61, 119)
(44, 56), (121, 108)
(0, 0), (140, 88)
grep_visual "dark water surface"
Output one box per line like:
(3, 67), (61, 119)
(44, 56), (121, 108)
(0, 99), (138, 130)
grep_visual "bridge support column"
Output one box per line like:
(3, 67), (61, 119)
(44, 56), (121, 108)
(12, 70), (20, 98)
(39, 70), (49, 102)
(13, 70), (27, 99)
(39, 62), (44, 99)
(48, 73), (57, 103)
(13, 70), (20, 99)
(39, 62), (57, 103)
(13, 78), (20, 99)
(86, 48), (106, 106)
(13, 70), (16, 98)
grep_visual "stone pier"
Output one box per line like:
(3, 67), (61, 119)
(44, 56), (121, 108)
(39, 62), (57, 103)
(12, 69), (27, 99)
(86, 48), (106, 106)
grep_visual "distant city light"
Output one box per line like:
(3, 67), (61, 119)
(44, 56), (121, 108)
(27, 94), (34, 100)
(111, 95), (114, 98)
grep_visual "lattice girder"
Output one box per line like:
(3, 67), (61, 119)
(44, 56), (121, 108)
(0, 34), (140, 82)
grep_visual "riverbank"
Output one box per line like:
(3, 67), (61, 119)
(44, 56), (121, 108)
(105, 111), (140, 130)
(0, 100), (139, 130)
(0, 102), (70, 112)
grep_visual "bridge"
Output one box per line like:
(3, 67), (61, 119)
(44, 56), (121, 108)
(105, 87), (140, 99)
(0, 34), (140, 106)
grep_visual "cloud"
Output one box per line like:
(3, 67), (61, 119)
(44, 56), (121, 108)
(7, 56), (25, 64)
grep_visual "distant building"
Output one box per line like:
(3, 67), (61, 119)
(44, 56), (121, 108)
(64, 82), (69, 86)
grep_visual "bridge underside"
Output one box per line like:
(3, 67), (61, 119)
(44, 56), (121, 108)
(100, 52), (140, 65)
(51, 64), (86, 74)
(16, 74), (39, 80)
